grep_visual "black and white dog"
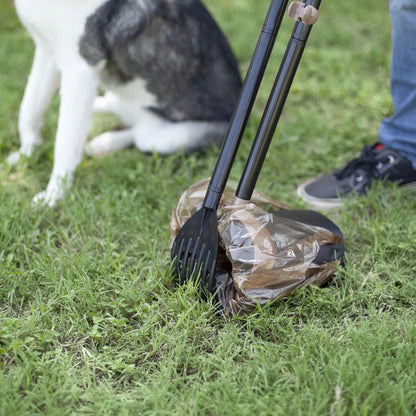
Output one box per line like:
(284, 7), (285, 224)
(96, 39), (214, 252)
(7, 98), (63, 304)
(10, 0), (241, 206)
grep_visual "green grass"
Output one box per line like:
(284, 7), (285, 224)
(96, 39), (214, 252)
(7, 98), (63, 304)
(1, 0), (416, 414)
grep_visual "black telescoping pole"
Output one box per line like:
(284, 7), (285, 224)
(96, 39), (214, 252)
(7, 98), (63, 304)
(203, 0), (289, 211)
(236, 0), (322, 201)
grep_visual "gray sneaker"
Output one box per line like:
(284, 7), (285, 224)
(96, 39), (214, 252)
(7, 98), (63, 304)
(297, 143), (416, 209)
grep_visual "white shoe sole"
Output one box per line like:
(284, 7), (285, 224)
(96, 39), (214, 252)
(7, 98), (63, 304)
(297, 177), (416, 210)
(296, 178), (343, 210)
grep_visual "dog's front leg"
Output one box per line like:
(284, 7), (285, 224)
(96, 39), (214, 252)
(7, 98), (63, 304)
(7, 45), (60, 165)
(33, 64), (99, 206)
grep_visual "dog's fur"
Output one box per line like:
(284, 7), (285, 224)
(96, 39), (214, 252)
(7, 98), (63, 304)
(10, 0), (241, 205)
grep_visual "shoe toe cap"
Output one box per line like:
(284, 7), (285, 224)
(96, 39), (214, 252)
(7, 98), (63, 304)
(303, 174), (341, 199)
(297, 174), (344, 210)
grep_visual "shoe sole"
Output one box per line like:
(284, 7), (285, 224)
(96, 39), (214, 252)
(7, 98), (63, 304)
(297, 178), (416, 210)
(296, 178), (343, 210)
(401, 181), (416, 190)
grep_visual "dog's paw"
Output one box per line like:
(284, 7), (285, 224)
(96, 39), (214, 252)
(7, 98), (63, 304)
(32, 191), (48, 207)
(6, 151), (24, 166)
(32, 181), (67, 208)
(6, 143), (38, 165)
(32, 190), (56, 207)
(85, 133), (112, 156)
(32, 189), (62, 207)
(87, 130), (134, 156)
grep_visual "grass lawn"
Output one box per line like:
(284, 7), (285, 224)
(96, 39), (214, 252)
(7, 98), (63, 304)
(1, 0), (416, 414)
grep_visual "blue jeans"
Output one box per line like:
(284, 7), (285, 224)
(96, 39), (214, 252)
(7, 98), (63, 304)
(379, 0), (416, 168)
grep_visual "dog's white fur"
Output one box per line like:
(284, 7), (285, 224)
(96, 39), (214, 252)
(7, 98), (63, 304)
(10, 0), (228, 206)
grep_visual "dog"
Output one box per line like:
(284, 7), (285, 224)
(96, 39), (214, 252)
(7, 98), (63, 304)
(9, 0), (241, 206)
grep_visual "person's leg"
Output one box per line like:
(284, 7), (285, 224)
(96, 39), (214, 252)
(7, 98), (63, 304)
(296, 0), (416, 209)
(379, 0), (416, 169)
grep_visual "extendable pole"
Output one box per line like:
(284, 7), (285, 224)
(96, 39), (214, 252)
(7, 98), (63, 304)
(235, 0), (321, 202)
(203, 0), (289, 210)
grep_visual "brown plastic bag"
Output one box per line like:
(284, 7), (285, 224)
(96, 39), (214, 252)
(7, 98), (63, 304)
(170, 179), (342, 316)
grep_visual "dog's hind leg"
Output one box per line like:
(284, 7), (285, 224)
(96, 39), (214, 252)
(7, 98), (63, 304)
(86, 129), (135, 156)
(134, 114), (228, 155)
(7, 45), (59, 164)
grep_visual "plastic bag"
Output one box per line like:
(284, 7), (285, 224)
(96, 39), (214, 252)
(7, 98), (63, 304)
(170, 178), (342, 316)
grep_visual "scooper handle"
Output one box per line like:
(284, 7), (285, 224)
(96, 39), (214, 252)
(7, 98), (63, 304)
(235, 0), (322, 202)
(203, 0), (289, 211)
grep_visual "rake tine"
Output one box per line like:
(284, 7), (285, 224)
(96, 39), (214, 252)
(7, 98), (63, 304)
(180, 237), (194, 284)
(194, 242), (207, 283)
(207, 255), (217, 295)
(187, 236), (202, 279)
(197, 249), (209, 288)
(194, 249), (210, 299)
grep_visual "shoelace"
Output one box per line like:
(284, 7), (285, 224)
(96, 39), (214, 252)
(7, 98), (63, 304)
(335, 145), (393, 181)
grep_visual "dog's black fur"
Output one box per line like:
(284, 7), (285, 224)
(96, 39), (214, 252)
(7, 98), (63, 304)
(80, 0), (242, 122)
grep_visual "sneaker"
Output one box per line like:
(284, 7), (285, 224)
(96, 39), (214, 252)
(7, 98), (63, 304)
(297, 143), (416, 209)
